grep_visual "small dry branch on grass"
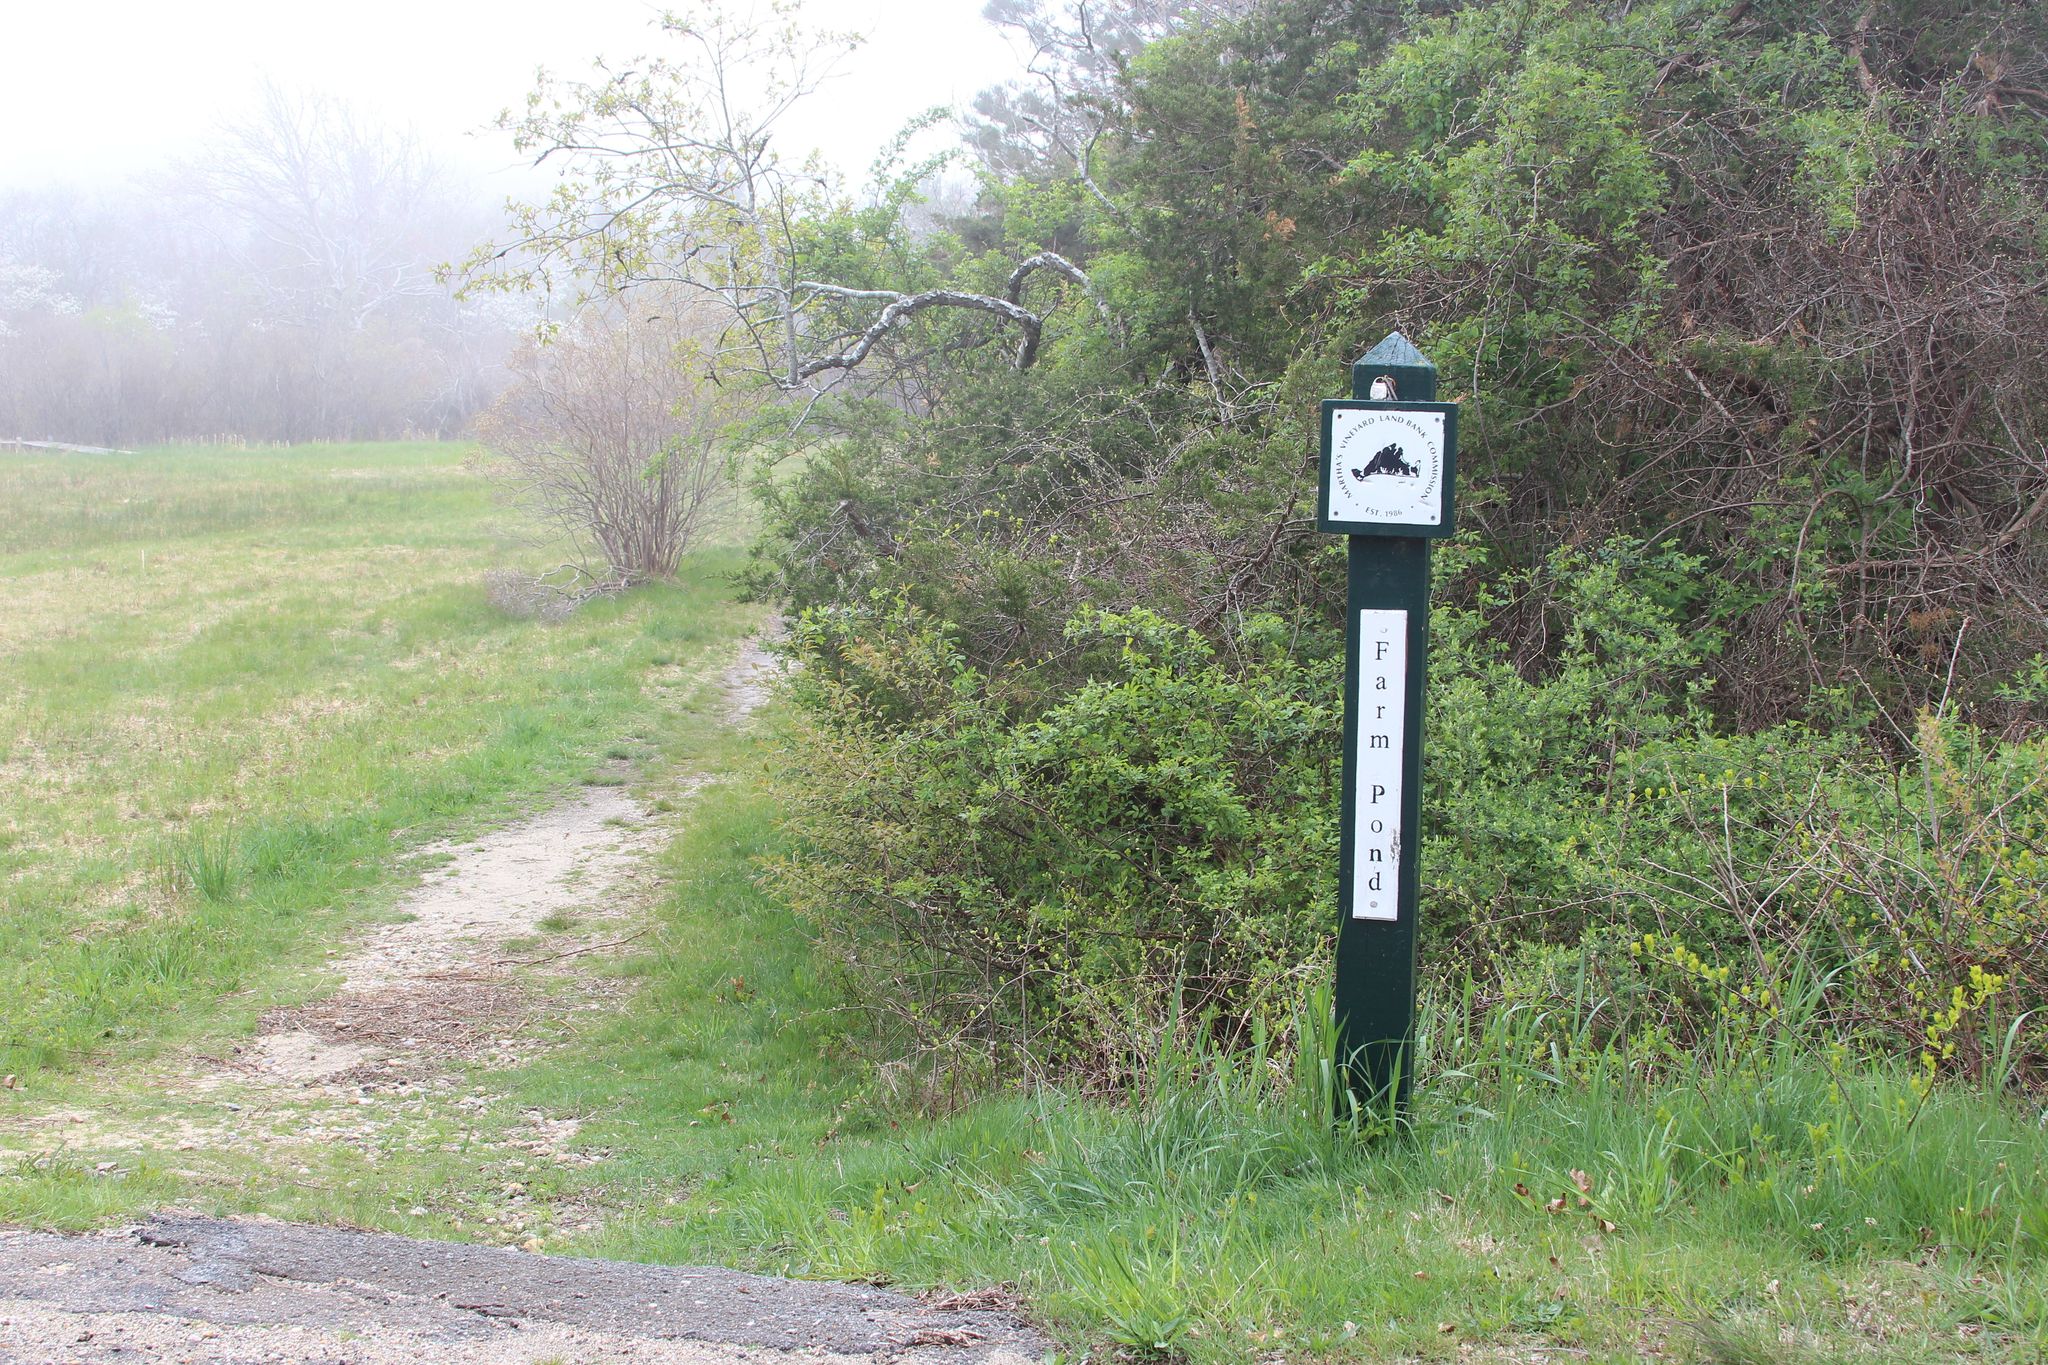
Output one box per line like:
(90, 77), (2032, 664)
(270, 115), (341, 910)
(484, 563), (634, 622)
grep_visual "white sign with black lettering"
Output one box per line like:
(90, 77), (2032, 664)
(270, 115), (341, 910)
(1353, 609), (1407, 922)
(1326, 408), (1447, 529)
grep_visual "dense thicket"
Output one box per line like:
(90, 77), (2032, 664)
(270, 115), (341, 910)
(748, 0), (2048, 1087)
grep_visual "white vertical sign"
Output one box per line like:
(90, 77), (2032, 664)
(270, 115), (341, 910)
(1352, 609), (1407, 921)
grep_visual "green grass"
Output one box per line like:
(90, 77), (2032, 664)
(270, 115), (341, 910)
(0, 441), (757, 1076)
(4, 441), (2045, 1363)
(466, 768), (2043, 1363)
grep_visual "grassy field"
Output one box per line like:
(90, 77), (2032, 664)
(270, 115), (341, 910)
(3, 443), (2044, 1364)
(26, 764), (2031, 1363)
(0, 441), (757, 1076)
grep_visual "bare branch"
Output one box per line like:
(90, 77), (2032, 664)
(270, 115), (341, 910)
(793, 285), (1047, 378)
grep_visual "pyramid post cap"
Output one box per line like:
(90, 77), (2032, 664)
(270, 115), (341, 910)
(1355, 331), (1433, 371)
(1349, 331), (1437, 400)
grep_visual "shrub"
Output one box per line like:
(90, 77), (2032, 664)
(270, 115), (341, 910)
(766, 599), (1341, 1085)
(771, 535), (2048, 1093)
(474, 297), (740, 583)
(766, 537), (1728, 1080)
(1579, 713), (2048, 1091)
(1421, 535), (1726, 946)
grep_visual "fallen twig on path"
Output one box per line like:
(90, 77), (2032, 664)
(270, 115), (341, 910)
(493, 929), (649, 966)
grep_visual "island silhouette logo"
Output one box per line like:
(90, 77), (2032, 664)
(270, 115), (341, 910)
(1351, 442), (1417, 480)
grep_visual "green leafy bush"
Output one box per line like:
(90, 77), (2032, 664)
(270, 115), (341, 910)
(744, 0), (2048, 1098)
(771, 529), (2048, 1091)
(767, 600), (1342, 1082)
(1580, 712), (2048, 1090)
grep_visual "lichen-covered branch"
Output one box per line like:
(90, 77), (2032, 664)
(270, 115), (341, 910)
(794, 254), (1092, 381)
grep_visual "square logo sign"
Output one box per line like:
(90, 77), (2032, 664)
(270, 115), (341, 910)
(1319, 400), (1457, 537)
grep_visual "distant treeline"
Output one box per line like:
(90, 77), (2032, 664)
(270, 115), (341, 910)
(0, 88), (518, 446)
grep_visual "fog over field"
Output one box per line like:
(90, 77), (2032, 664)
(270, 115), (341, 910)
(5, 3), (2048, 1359)
(0, 0), (1023, 445)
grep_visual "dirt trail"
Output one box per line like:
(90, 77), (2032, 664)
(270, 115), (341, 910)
(8, 631), (787, 1159)
(721, 617), (786, 725)
(0, 630), (971, 1365)
(244, 781), (672, 1086)
(229, 623), (784, 1090)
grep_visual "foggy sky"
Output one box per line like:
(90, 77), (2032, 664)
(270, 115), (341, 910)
(1, 0), (1028, 193)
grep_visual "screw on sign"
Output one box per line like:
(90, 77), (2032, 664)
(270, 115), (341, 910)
(1317, 332), (1458, 1115)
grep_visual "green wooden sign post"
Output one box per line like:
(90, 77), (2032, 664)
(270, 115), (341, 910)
(1319, 332), (1457, 1113)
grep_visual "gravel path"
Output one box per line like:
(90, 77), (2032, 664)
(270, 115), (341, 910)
(0, 630), (1006, 1365)
(0, 1214), (1044, 1365)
